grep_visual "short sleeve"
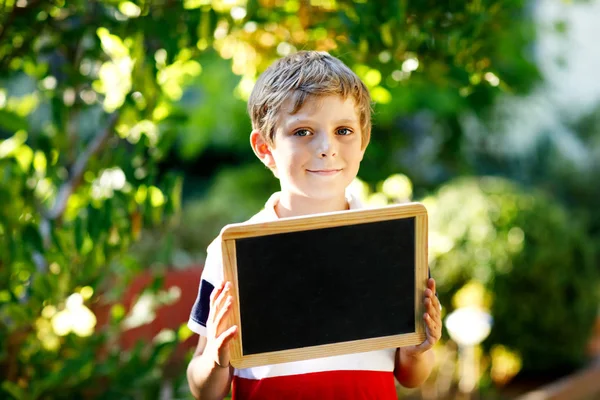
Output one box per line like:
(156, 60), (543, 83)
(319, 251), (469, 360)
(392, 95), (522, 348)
(188, 237), (224, 336)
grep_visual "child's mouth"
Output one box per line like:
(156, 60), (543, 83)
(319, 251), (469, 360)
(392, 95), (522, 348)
(307, 169), (342, 176)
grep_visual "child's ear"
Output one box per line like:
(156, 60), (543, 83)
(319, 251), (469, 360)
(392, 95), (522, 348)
(250, 130), (276, 171)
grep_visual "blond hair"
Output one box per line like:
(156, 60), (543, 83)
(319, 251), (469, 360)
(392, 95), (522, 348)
(248, 51), (372, 148)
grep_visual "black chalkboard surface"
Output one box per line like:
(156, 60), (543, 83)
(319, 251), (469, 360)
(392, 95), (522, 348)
(220, 202), (428, 369)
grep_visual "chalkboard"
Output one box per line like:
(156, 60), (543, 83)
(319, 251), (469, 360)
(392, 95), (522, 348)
(220, 202), (428, 369)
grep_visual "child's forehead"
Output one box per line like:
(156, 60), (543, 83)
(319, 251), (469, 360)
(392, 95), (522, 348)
(281, 94), (357, 116)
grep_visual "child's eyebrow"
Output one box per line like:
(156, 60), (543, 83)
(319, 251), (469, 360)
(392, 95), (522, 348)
(287, 117), (359, 126)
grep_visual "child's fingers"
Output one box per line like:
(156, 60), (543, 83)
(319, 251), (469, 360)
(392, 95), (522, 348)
(210, 282), (231, 324)
(209, 281), (225, 309)
(424, 279), (438, 299)
(218, 325), (238, 349)
(207, 289), (221, 333)
(425, 296), (441, 321)
(424, 312), (442, 342)
(207, 282), (232, 337)
(214, 295), (233, 334)
(424, 282), (442, 315)
(424, 280), (442, 339)
(425, 278), (439, 308)
(428, 278), (436, 294)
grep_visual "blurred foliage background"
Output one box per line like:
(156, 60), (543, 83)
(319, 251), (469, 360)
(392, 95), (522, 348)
(1, 0), (599, 399)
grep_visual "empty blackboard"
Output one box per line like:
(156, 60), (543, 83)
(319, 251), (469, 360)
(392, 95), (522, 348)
(220, 202), (428, 369)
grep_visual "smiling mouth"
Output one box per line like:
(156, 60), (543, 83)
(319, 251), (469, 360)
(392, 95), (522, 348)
(307, 169), (342, 175)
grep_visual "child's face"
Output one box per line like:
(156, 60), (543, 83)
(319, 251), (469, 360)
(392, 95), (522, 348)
(266, 94), (365, 201)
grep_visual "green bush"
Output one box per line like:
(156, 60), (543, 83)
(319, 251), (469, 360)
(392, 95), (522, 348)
(428, 177), (599, 373)
(0, 126), (192, 399)
(131, 163), (279, 268)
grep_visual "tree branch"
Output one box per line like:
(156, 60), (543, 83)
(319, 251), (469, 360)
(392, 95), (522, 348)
(48, 112), (119, 221)
(35, 112), (119, 273)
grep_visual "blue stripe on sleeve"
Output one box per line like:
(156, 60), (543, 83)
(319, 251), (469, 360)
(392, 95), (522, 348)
(190, 279), (215, 327)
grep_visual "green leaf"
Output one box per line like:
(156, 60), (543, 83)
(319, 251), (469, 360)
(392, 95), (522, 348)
(164, 174), (183, 215)
(87, 205), (101, 243)
(103, 199), (113, 233)
(0, 110), (28, 132)
(31, 273), (54, 301)
(74, 216), (85, 253)
(50, 221), (64, 253)
(23, 224), (43, 254)
(5, 303), (31, 326)
(1, 380), (26, 400)
(6, 230), (17, 264)
(148, 274), (165, 293)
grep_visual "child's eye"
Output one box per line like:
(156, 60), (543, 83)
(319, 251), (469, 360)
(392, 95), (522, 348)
(294, 129), (311, 137)
(336, 128), (353, 136)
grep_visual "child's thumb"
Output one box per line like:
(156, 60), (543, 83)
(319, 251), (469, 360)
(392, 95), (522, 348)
(218, 325), (238, 348)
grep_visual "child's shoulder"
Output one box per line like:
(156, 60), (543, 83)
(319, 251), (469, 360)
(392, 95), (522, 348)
(208, 194), (279, 253)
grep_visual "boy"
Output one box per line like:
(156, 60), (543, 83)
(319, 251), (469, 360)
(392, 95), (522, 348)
(187, 51), (443, 400)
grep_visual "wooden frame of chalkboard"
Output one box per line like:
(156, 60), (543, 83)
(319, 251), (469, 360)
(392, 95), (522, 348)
(220, 202), (428, 369)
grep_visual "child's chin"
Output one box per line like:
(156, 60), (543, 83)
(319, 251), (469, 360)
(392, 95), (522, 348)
(302, 187), (346, 200)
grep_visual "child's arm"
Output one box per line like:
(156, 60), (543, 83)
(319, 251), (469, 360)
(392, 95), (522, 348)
(394, 346), (435, 388)
(393, 278), (442, 388)
(187, 336), (233, 399)
(187, 282), (238, 400)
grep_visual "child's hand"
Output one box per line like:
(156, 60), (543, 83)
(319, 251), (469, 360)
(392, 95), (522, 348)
(204, 281), (238, 368)
(403, 278), (443, 357)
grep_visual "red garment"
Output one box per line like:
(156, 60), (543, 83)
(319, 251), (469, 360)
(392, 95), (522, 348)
(232, 370), (398, 400)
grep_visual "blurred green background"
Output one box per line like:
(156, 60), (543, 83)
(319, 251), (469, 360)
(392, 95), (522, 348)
(1, 0), (600, 399)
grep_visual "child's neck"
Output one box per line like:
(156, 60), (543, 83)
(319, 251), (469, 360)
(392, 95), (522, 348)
(275, 191), (349, 218)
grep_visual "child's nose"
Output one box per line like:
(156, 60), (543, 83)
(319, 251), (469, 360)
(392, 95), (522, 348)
(316, 133), (337, 157)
